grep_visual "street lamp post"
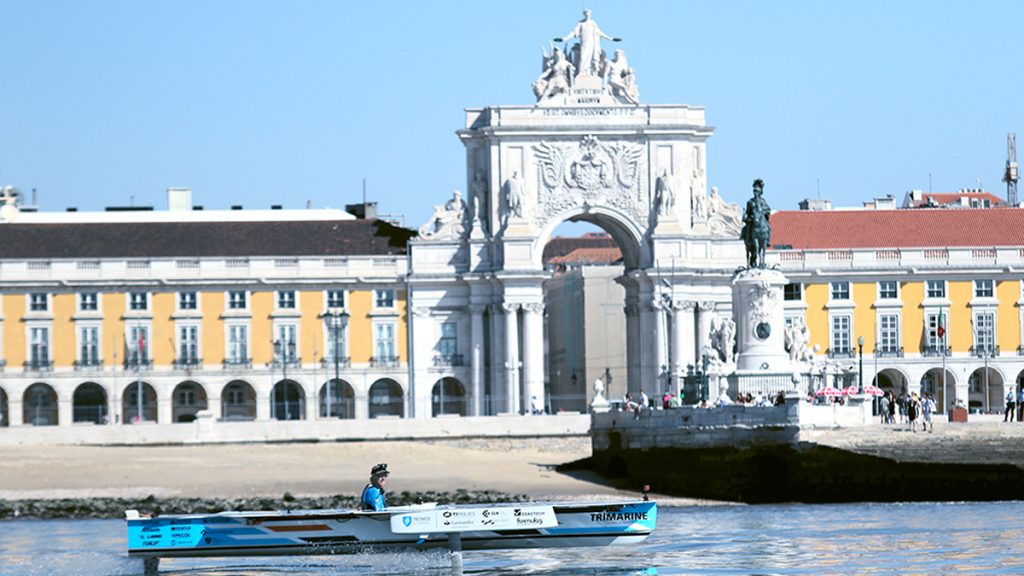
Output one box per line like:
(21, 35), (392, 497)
(857, 336), (865, 394)
(273, 338), (295, 420)
(322, 310), (350, 418)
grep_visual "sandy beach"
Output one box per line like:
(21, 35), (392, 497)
(0, 437), (639, 502)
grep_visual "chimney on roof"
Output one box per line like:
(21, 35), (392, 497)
(167, 188), (192, 211)
(345, 202), (378, 220)
(798, 198), (832, 211)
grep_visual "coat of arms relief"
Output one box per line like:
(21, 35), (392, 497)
(531, 135), (646, 228)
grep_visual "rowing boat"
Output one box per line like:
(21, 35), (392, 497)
(126, 499), (657, 573)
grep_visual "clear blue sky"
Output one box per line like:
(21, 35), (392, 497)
(2, 1), (1022, 229)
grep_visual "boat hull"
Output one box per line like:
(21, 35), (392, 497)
(127, 500), (656, 558)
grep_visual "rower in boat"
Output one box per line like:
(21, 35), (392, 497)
(360, 463), (389, 511)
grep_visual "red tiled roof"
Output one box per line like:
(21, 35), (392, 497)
(542, 234), (617, 263)
(771, 208), (1024, 250)
(548, 247), (622, 265)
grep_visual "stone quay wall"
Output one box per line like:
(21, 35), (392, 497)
(590, 401), (1024, 503)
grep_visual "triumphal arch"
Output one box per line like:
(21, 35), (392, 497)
(407, 11), (746, 417)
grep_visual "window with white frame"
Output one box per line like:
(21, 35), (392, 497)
(277, 290), (296, 309)
(830, 315), (851, 353)
(228, 291), (247, 310)
(878, 281), (898, 300)
(227, 324), (248, 364)
(129, 292), (148, 311)
(79, 326), (100, 365)
(128, 325), (149, 364)
(926, 280), (946, 299)
(375, 289), (395, 309)
(974, 311), (995, 353)
(879, 314), (900, 352)
(29, 326), (49, 365)
(275, 324), (298, 362)
(375, 323), (396, 360)
(830, 282), (850, 300)
(179, 325), (199, 363)
(326, 290), (345, 309)
(439, 322), (458, 360)
(178, 291), (197, 310)
(974, 279), (994, 298)
(79, 292), (98, 312)
(29, 293), (48, 312)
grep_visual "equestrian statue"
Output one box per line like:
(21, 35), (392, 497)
(741, 178), (771, 269)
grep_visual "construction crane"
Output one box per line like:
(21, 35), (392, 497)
(1004, 133), (1018, 206)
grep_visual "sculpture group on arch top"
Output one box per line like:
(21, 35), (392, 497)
(417, 10), (744, 244)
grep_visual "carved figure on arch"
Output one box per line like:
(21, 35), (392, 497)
(503, 171), (525, 221)
(605, 50), (639, 104)
(563, 9), (618, 78)
(533, 46), (575, 101)
(654, 170), (676, 216)
(418, 190), (467, 240)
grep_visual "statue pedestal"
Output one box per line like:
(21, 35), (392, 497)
(731, 268), (790, 372)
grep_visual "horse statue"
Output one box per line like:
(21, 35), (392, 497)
(740, 178), (771, 269)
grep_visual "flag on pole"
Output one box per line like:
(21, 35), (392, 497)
(936, 309), (946, 338)
(137, 330), (146, 357)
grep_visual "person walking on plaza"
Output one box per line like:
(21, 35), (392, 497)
(907, 393), (920, 432)
(887, 392), (896, 424)
(922, 394), (935, 433)
(1005, 387), (1016, 422)
(879, 393), (890, 425)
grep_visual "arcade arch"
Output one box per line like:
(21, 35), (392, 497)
(920, 368), (957, 413)
(431, 377), (467, 416)
(968, 367), (1006, 413)
(221, 380), (257, 421)
(872, 368), (909, 395)
(24, 383), (57, 426)
(271, 380), (305, 421)
(73, 382), (108, 424)
(123, 382), (158, 423)
(320, 379), (355, 419)
(369, 378), (403, 418)
(172, 381), (208, 423)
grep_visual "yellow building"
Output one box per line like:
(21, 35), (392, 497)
(774, 207), (1024, 413)
(0, 196), (419, 428)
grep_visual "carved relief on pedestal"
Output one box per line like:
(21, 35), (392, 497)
(532, 135), (645, 228)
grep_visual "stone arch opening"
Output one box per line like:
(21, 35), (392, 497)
(73, 382), (108, 424)
(320, 378), (355, 419)
(271, 379), (305, 421)
(968, 367), (1005, 414)
(872, 368), (910, 395)
(542, 220), (631, 414)
(0, 387), (7, 427)
(535, 208), (648, 271)
(431, 377), (467, 416)
(172, 381), (209, 423)
(123, 382), (158, 423)
(221, 380), (256, 421)
(24, 383), (58, 426)
(369, 378), (404, 418)
(920, 368), (957, 413)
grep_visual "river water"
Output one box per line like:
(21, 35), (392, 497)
(2, 502), (1022, 575)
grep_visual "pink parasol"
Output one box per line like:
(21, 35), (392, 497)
(815, 387), (843, 398)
